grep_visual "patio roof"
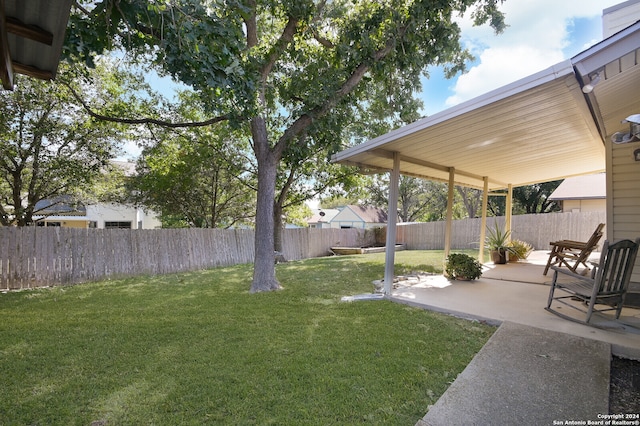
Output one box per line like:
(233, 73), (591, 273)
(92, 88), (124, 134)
(332, 22), (640, 192)
(1, 0), (73, 90)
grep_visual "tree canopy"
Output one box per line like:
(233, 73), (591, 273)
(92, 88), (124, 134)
(66, 0), (506, 292)
(130, 92), (257, 228)
(0, 65), (142, 226)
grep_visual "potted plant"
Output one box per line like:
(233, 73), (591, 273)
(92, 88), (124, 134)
(445, 253), (483, 280)
(508, 239), (533, 261)
(485, 223), (517, 264)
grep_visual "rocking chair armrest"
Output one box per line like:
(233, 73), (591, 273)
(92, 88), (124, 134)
(549, 265), (595, 284)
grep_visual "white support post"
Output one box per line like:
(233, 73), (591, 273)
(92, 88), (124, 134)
(479, 177), (489, 263)
(384, 152), (401, 295)
(506, 184), (513, 239)
(444, 168), (455, 259)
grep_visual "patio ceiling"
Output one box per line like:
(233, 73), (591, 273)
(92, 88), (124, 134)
(332, 22), (640, 192)
(1, 0), (73, 90)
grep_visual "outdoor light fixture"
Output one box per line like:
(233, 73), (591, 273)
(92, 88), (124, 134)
(612, 114), (640, 145)
(582, 73), (601, 93)
(624, 114), (640, 136)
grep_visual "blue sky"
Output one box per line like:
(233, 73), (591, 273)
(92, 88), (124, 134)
(419, 0), (623, 116)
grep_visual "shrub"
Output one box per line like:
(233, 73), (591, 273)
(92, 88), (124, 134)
(445, 253), (483, 280)
(509, 239), (533, 261)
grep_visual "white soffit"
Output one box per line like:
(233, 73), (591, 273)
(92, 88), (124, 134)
(331, 23), (640, 191)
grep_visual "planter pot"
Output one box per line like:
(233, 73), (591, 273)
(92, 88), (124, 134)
(491, 249), (508, 264)
(454, 276), (473, 281)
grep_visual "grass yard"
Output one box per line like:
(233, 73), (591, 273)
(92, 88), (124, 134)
(0, 250), (493, 425)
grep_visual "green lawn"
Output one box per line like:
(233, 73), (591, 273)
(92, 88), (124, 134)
(0, 250), (493, 425)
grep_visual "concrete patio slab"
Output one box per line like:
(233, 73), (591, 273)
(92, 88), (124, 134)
(391, 251), (640, 358)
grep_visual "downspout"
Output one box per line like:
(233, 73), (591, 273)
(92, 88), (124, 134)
(384, 152), (400, 295)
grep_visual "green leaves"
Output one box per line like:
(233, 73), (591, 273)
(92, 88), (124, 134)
(0, 64), (152, 226)
(131, 117), (256, 228)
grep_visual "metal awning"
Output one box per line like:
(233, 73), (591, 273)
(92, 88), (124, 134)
(1, 0), (73, 90)
(332, 22), (640, 192)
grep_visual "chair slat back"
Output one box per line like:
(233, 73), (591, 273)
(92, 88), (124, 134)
(584, 223), (605, 248)
(594, 238), (640, 295)
(572, 232), (603, 264)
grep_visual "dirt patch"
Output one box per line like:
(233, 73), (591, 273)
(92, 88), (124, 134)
(610, 356), (640, 414)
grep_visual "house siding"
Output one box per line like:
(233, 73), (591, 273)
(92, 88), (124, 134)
(87, 203), (162, 229)
(328, 206), (386, 229)
(609, 139), (640, 283)
(329, 208), (365, 229)
(562, 199), (606, 213)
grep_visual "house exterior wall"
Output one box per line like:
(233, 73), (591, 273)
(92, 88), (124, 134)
(311, 222), (333, 229)
(87, 203), (162, 229)
(329, 207), (365, 228)
(36, 203), (161, 229)
(561, 199), (606, 213)
(328, 207), (386, 229)
(330, 222), (384, 230)
(38, 218), (89, 228)
(608, 138), (640, 283)
(61, 220), (89, 228)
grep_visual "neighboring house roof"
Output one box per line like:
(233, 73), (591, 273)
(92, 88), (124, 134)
(343, 205), (388, 223)
(35, 195), (86, 215)
(549, 173), (606, 200)
(332, 21), (640, 192)
(1, 0), (74, 90)
(307, 209), (340, 224)
(306, 206), (388, 225)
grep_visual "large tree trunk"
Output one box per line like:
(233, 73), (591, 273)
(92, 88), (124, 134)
(250, 117), (282, 293)
(273, 202), (284, 254)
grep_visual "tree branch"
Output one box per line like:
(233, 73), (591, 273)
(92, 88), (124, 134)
(260, 16), (299, 82)
(276, 23), (408, 151)
(312, 31), (334, 49)
(309, 0), (332, 48)
(63, 82), (230, 129)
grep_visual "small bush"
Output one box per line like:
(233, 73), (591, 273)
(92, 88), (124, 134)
(509, 239), (533, 261)
(445, 253), (483, 280)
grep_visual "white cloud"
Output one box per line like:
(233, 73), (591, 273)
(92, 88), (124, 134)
(445, 0), (623, 106)
(445, 45), (563, 106)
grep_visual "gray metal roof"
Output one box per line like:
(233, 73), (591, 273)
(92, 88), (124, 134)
(548, 173), (606, 200)
(35, 195), (86, 216)
(1, 0), (73, 90)
(332, 22), (640, 192)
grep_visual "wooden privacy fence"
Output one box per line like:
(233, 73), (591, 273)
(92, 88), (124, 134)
(0, 211), (604, 290)
(0, 227), (375, 290)
(396, 211), (606, 250)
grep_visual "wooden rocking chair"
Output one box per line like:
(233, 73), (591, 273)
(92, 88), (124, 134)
(545, 238), (640, 325)
(543, 223), (605, 275)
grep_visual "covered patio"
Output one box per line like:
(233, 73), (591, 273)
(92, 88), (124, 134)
(332, 18), (640, 422)
(391, 250), (640, 356)
(332, 21), (640, 295)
